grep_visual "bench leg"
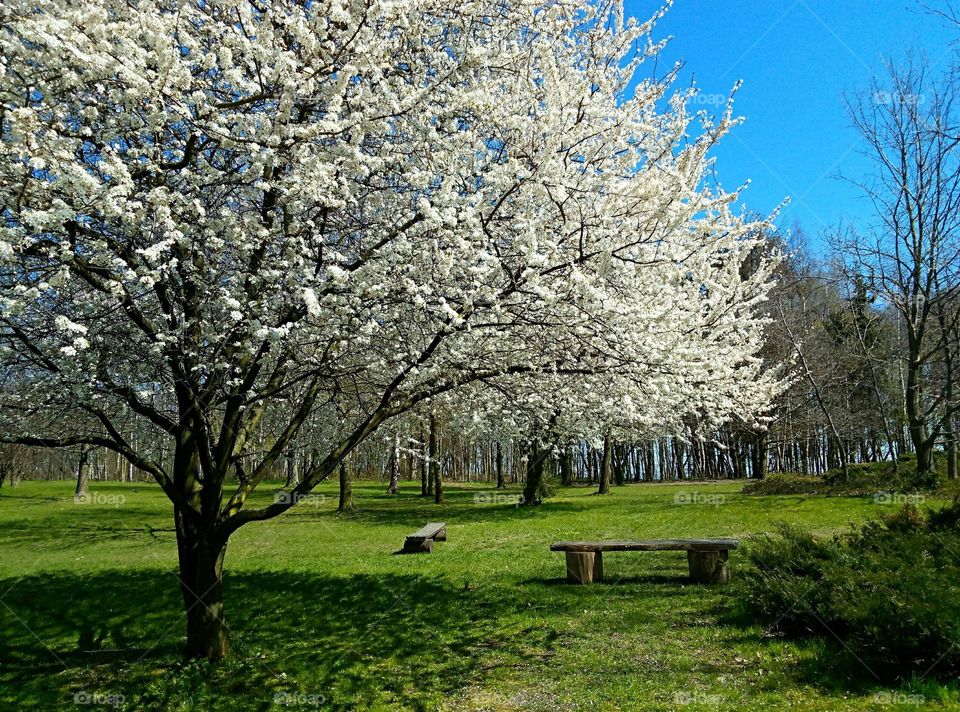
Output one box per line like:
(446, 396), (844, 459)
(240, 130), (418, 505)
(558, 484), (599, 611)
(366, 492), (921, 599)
(565, 551), (603, 584)
(402, 538), (434, 554)
(687, 549), (729, 584)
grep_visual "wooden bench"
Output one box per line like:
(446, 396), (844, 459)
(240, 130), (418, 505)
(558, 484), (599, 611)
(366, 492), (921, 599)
(550, 539), (740, 584)
(402, 522), (447, 554)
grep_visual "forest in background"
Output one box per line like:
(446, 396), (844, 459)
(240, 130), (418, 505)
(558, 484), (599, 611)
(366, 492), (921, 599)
(5, 216), (956, 491)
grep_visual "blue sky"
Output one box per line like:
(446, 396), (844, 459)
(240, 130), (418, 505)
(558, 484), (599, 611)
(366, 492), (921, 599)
(623, 0), (957, 248)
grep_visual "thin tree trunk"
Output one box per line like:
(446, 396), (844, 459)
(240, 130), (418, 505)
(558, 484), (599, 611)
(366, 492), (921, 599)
(782, 305), (849, 479)
(386, 436), (400, 494)
(337, 461), (353, 512)
(73, 446), (91, 499)
(906, 350), (934, 476)
(937, 303), (957, 479)
(948, 415), (958, 480)
(495, 441), (506, 489)
(284, 449), (298, 487)
(613, 444), (626, 486)
(429, 415), (442, 504)
(751, 431), (767, 480)
(597, 432), (612, 494)
(420, 428), (429, 496)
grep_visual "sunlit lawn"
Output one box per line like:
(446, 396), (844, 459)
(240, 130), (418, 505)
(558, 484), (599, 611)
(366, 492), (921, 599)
(0, 479), (956, 711)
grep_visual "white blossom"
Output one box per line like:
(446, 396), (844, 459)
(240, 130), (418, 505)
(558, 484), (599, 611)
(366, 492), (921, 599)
(0, 0), (782, 517)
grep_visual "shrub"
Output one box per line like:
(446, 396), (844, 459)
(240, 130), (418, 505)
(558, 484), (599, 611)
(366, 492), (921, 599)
(822, 455), (944, 494)
(741, 474), (825, 496)
(738, 503), (960, 682)
(743, 455), (952, 497)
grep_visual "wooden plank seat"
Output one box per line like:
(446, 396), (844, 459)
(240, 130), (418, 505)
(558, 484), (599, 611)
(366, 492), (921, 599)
(402, 522), (447, 554)
(550, 538), (740, 584)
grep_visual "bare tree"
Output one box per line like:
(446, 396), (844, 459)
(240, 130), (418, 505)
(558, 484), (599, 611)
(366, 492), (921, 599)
(841, 55), (960, 477)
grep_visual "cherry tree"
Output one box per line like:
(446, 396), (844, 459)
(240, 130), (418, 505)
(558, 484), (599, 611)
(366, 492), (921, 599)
(0, 0), (779, 659)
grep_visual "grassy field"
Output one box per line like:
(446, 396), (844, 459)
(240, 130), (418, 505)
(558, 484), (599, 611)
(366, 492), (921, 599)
(0, 479), (957, 711)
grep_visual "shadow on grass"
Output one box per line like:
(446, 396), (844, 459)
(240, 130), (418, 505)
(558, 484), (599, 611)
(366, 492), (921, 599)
(0, 519), (176, 548)
(721, 586), (960, 698)
(0, 569), (530, 711)
(291, 488), (593, 528)
(532, 574), (694, 587)
(0, 492), (64, 503)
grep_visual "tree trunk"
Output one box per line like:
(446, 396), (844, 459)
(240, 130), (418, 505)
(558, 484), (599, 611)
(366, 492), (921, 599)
(940, 306), (957, 479)
(495, 441), (506, 489)
(522, 445), (551, 505)
(944, 416), (957, 480)
(284, 449), (298, 487)
(597, 432), (612, 494)
(433, 463), (443, 504)
(613, 444), (626, 486)
(429, 415), (442, 504)
(420, 428), (429, 496)
(906, 351), (934, 477)
(751, 431), (767, 480)
(559, 447), (574, 486)
(915, 438), (934, 478)
(673, 438), (685, 480)
(949, 417), (958, 480)
(175, 510), (229, 661)
(74, 447), (91, 499)
(386, 436), (400, 494)
(337, 461), (353, 512)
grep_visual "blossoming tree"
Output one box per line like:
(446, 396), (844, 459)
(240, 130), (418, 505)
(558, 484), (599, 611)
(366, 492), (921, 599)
(0, 0), (779, 659)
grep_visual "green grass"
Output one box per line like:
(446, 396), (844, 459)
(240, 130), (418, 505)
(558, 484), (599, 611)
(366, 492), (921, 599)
(0, 480), (957, 711)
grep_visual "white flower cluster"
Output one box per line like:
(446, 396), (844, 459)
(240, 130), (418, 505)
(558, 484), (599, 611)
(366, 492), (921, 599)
(0, 0), (782, 472)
